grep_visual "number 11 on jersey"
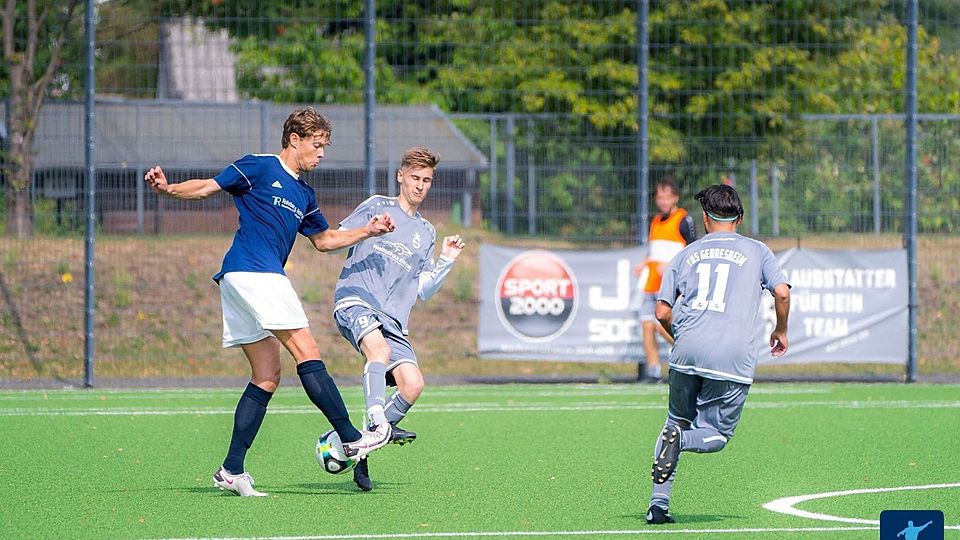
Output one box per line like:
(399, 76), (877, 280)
(691, 262), (730, 313)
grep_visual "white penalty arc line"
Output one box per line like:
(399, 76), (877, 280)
(763, 482), (960, 528)
(163, 526), (878, 540)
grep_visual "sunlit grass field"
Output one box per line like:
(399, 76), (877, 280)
(0, 382), (957, 539)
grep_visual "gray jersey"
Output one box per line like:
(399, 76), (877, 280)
(334, 195), (437, 334)
(658, 232), (788, 384)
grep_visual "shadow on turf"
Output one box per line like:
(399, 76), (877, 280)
(619, 512), (740, 524)
(175, 481), (411, 496)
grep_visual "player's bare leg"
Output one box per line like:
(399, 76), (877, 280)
(641, 321), (663, 382)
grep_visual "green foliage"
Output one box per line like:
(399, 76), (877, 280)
(0, 1), (85, 100)
(26, 0), (960, 237)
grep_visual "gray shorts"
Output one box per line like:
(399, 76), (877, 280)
(334, 304), (418, 386)
(666, 369), (750, 439)
(640, 293), (659, 322)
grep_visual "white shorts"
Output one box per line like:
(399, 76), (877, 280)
(219, 272), (309, 348)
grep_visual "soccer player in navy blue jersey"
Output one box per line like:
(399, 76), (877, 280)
(144, 107), (395, 497)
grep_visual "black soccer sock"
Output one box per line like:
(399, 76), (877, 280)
(383, 391), (413, 425)
(297, 360), (362, 443)
(222, 382), (272, 475)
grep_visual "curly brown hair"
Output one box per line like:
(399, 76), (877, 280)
(281, 107), (332, 149)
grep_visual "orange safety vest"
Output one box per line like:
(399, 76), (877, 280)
(644, 208), (689, 293)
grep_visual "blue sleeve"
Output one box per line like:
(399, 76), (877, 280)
(761, 246), (789, 291)
(299, 189), (329, 236)
(214, 154), (260, 195)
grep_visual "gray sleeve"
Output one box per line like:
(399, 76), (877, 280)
(657, 258), (680, 306)
(339, 199), (374, 230)
(760, 245), (789, 291)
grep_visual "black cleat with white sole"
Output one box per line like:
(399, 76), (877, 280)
(651, 424), (682, 484)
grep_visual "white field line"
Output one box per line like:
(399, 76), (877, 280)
(0, 385), (831, 401)
(3, 399), (960, 417)
(160, 525), (879, 540)
(763, 482), (960, 529)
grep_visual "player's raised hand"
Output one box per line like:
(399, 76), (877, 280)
(144, 166), (170, 194)
(440, 234), (465, 260)
(366, 213), (396, 236)
(769, 330), (788, 357)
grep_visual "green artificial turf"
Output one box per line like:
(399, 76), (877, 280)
(0, 383), (957, 539)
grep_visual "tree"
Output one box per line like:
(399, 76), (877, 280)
(1, 0), (83, 237)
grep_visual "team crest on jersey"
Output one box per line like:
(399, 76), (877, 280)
(412, 232), (422, 249)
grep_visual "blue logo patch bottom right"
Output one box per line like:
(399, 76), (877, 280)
(880, 510), (944, 540)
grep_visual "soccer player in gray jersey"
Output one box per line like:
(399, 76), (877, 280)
(645, 184), (791, 525)
(333, 147), (465, 491)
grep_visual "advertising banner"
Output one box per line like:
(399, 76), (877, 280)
(478, 245), (907, 365)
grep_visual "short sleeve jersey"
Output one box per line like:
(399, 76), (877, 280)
(333, 195), (437, 334)
(658, 232), (788, 384)
(211, 154), (329, 282)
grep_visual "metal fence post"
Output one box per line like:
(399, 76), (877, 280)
(463, 169), (474, 228)
(83, 0), (97, 388)
(505, 115), (516, 234)
(364, 0), (377, 197)
(637, 0), (650, 245)
(771, 163), (779, 236)
(871, 116), (881, 234)
(489, 117), (498, 231)
(905, 0), (919, 382)
(527, 118), (536, 236)
(750, 160), (759, 236)
(136, 101), (144, 235)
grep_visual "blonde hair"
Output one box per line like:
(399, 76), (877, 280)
(281, 107), (332, 148)
(400, 147), (440, 170)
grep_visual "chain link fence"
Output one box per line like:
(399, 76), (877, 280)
(2, 1), (958, 386)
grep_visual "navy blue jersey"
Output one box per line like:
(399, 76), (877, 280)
(212, 154), (329, 282)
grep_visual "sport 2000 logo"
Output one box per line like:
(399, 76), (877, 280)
(495, 250), (578, 342)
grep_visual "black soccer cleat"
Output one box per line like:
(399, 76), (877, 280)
(389, 424), (417, 445)
(353, 457), (372, 492)
(368, 422), (418, 446)
(646, 505), (674, 525)
(651, 424), (682, 484)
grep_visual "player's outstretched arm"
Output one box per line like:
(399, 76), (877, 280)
(309, 213), (395, 252)
(144, 166), (221, 200)
(769, 282), (791, 357)
(418, 234), (465, 301)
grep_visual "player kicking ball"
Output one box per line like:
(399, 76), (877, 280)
(645, 184), (791, 524)
(332, 147), (465, 491)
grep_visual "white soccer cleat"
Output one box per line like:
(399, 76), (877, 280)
(342, 423), (392, 459)
(213, 466), (268, 497)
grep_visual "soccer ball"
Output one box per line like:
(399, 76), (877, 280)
(315, 429), (356, 474)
